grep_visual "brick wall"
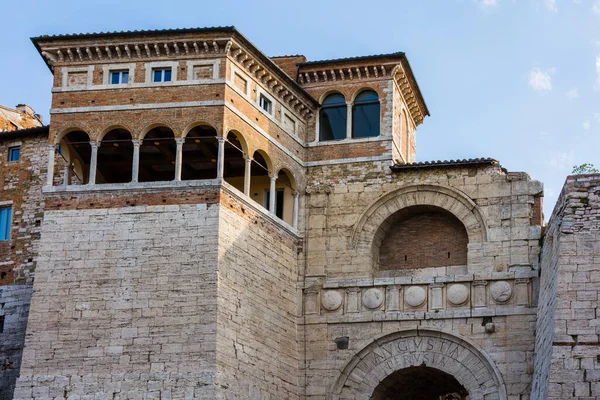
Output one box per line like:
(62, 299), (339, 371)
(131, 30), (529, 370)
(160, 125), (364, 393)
(379, 209), (468, 270)
(531, 174), (600, 399)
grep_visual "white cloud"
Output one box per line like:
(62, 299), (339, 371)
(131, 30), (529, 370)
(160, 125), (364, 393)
(544, 0), (558, 12)
(474, 0), (498, 9)
(593, 0), (600, 15)
(548, 150), (575, 170)
(594, 113), (600, 122)
(583, 120), (591, 130)
(566, 88), (579, 98)
(529, 68), (553, 91)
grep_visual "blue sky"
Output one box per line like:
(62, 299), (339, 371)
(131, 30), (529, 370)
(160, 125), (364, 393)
(1, 0), (598, 218)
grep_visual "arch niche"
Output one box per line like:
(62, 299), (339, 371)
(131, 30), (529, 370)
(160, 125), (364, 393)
(329, 330), (507, 400)
(351, 184), (488, 269)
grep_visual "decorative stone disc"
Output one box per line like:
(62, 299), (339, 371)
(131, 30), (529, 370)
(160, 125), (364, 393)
(404, 286), (427, 308)
(490, 281), (513, 303)
(322, 290), (343, 311)
(447, 284), (469, 305)
(362, 288), (384, 309)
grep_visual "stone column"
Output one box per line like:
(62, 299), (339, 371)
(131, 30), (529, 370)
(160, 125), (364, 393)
(216, 136), (225, 179)
(63, 165), (70, 187)
(174, 138), (184, 181)
(346, 102), (352, 139)
(131, 140), (140, 183)
(46, 144), (56, 186)
(269, 174), (277, 214)
(292, 190), (300, 229)
(244, 155), (252, 196)
(88, 142), (99, 185)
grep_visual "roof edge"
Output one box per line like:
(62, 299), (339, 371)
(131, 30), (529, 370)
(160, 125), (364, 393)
(391, 158), (499, 171)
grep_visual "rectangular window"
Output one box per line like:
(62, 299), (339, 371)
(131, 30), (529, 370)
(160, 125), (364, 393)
(152, 68), (172, 83)
(8, 146), (20, 162)
(0, 207), (11, 241)
(264, 189), (285, 219)
(233, 72), (247, 93)
(259, 94), (273, 114)
(0, 315), (4, 333)
(109, 70), (129, 85)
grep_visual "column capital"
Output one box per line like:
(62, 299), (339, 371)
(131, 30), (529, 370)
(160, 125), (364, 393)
(244, 154), (253, 162)
(293, 190), (300, 198)
(90, 141), (100, 149)
(217, 136), (226, 142)
(131, 139), (141, 146)
(269, 173), (278, 180)
(48, 143), (57, 150)
(175, 137), (185, 145)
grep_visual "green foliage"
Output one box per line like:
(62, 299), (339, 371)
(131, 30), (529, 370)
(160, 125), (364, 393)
(571, 163), (599, 175)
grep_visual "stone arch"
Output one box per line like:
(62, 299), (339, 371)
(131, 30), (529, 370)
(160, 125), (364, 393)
(319, 89), (346, 104)
(350, 86), (381, 103)
(225, 129), (249, 156)
(329, 329), (507, 400)
(275, 165), (298, 189)
(97, 124), (134, 142)
(139, 123), (178, 141)
(351, 184), (487, 255)
(53, 126), (91, 145)
(182, 121), (218, 138)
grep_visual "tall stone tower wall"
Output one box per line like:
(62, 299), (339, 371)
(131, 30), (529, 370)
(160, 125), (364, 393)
(532, 174), (600, 399)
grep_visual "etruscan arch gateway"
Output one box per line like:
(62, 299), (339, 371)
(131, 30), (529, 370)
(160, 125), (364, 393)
(3, 26), (596, 400)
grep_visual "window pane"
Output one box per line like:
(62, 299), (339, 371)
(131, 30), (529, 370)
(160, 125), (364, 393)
(322, 93), (346, 106)
(153, 70), (162, 82)
(276, 190), (284, 219)
(352, 102), (380, 138)
(354, 90), (379, 104)
(0, 207), (11, 241)
(111, 72), (119, 84)
(319, 106), (347, 141)
(164, 69), (172, 82)
(122, 72), (129, 84)
(8, 147), (20, 161)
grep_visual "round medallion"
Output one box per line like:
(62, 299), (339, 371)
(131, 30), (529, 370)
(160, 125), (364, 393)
(362, 288), (384, 309)
(490, 281), (513, 303)
(321, 290), (343, 311)
(404, 286), (427, 308)
(447, 284), (469, 305)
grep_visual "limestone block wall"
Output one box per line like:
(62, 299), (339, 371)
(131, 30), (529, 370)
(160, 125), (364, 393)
(215, 192), (300, 399)
(0, 283), (32, 400)
(532, 174), (600, 399)
(14, 203), (221, 399)
(304, 161), (543, 279)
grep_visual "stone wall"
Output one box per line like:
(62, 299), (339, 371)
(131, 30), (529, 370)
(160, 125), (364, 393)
(301, 161), (543, 399)
(215, 191), (300, 399)
(0, 283), (32, 400)
(532, 174), (600, 399)
(14, 202), (221, 398)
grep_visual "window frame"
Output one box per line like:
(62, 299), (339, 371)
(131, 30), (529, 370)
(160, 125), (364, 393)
(109, 70), (129, 85)
(8, 146), (20, 162)
(0, 206), (12, 241)
(61, 66), (94, 88)
(144, 61), (178, 85)
(102, 63), (136, 86)
(318, 93), (348, 142)
(259, 94), (273, 115)
(186, 59), (220, 81)
(351, 89), (381, 139)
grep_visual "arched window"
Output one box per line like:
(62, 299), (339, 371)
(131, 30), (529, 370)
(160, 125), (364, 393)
(352, 90), (380, 138)
(319, 93), (347, 141)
